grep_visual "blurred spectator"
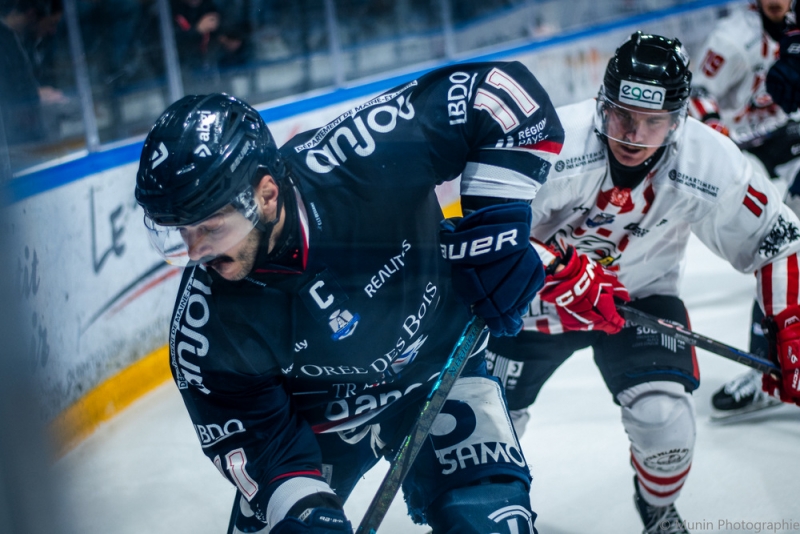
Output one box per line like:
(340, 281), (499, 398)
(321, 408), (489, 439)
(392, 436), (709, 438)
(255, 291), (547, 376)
(0, 0), (45, 144)
(349, 0), (395, 41)
(214, 19), (253, 69)
(21, 0), (66, 104)
(77, 0), (141, 85)
(171, 0), (221, 71)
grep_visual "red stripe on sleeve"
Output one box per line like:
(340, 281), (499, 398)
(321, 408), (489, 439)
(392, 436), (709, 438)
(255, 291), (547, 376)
(761, 262), (774, 317)
(743, 196), (763, 217)
(690, 98), (708, 118)
(528, 139), (564, 154)
(747, 185), (768, 204)
(788, 254), (799, 307)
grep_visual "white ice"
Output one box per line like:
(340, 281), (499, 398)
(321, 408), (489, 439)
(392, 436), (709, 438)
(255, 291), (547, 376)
(55, 234), (800, 533)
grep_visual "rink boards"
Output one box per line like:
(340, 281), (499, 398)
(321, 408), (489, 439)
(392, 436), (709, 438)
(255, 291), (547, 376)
(3, 0), (736, 454)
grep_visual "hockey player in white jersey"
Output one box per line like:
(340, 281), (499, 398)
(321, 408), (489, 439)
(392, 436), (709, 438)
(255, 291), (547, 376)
(485, 32), (800, 534)
(688, 0), (800, 420)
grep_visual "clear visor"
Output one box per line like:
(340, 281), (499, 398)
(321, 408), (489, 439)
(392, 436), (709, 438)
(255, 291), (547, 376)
(594, 90), (687, 148)
(144, 189), (261, 267)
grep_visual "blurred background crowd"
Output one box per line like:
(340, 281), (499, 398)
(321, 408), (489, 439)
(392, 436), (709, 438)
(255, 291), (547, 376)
(0, 0), (700, 174)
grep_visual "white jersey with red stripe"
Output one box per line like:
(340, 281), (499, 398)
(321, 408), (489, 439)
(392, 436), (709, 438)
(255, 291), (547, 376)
(525, 98), (800, 334)
(689, 3), (786, 146)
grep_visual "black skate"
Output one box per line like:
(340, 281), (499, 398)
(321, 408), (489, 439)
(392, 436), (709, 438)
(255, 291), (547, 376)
(633, 476), (690, 534)
(710, 369), (782, 424)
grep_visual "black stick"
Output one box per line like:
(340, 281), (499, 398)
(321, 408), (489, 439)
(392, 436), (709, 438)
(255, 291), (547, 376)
(617, 304), (780, 375)
(355, 316), (487, 534)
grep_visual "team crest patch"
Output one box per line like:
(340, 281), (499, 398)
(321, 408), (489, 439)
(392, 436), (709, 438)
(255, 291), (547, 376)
(759, 215), (800, 258)
(328, 310), (361, 341)
(609, 188), (631, 207)
(597, 186), (635, 214)
(329, 309), (360, 340)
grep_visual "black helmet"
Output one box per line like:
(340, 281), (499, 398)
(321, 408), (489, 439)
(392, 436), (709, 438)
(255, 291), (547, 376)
(603, 32), (691, 111)
(135, 93), (285, 226)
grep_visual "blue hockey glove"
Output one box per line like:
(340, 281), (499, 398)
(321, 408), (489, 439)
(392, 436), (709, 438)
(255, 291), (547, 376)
(272, 508), (353, 534)
(439, 202), (544, 337)
(767, 29), (800, 114)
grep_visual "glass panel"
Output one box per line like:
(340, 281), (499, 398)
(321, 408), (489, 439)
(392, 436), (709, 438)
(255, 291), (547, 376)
(450, 0), (704, 56)
(79, 0), (170, 145)
(1, 0), (710, 176)
(1, 0), (82, 173)
(174, 0), (335, 104)
(333, 0), (445, 82)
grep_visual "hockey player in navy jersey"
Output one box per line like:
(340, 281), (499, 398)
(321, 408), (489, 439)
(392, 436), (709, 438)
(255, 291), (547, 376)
(688, 0), (800, 420)
(134, 62), (564, 534)
(485, 33), (800, 534)
(767, 22), (800, 115)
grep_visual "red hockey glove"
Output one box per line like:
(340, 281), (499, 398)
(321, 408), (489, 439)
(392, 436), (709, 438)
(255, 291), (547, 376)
(762, 305), (800, 406)
(538, 246), (630, 334)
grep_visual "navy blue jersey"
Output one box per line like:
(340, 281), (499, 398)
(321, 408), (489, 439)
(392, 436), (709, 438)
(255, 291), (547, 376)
(168, 61), (563, 515)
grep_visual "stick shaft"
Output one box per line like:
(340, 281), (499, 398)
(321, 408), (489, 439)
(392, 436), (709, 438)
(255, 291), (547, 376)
(617, 304), (780, 375)
(356, 316), (487, 534)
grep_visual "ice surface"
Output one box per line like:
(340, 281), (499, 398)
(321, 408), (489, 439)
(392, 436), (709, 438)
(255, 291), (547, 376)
(55, 234), (800, 533)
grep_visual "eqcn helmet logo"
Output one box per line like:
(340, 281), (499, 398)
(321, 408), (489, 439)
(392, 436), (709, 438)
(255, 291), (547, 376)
(619, 80), (665, 110)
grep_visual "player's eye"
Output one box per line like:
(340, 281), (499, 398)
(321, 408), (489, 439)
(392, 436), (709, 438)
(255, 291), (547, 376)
(614, 110), (633, 124)
(200, 216), (226, 234)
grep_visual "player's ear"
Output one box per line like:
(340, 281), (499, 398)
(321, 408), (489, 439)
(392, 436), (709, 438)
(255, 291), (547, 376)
(254, 173), (279, 214)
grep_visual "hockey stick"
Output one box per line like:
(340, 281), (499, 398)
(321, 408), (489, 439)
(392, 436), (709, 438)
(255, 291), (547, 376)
(355, 315), (487, 534)
(617, 304), (780, 375)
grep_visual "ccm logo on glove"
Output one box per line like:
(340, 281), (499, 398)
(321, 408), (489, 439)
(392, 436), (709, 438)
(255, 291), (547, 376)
(538, 245), (630, 334)
(440, 230), (520, 261)
(552, 261), (597, 307)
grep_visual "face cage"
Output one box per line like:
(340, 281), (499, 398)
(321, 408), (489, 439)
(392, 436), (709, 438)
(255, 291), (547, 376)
(594, 90), (688, 148)
(143, 187), (262, 267)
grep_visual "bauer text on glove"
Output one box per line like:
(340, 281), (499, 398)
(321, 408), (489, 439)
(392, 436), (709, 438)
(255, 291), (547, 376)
(439, 202), (544, 337)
